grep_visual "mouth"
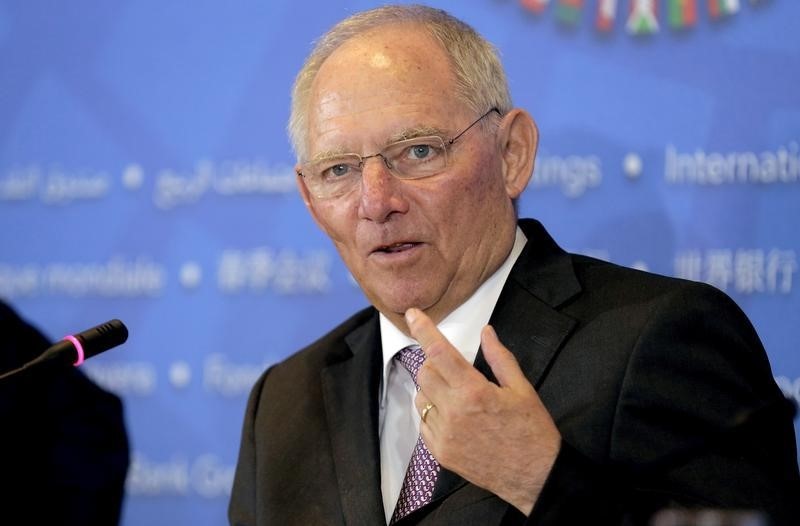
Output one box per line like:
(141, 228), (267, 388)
(371, 242), (421, 255)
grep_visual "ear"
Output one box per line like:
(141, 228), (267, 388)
(496, 109), (538, 199)
(295, 165), (327, 232)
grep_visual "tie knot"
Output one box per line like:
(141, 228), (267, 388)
(395, 345), (424, 387)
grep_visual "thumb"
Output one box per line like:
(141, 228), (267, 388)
(481, 325), (531, 392)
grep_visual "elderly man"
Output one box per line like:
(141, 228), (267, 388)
(230, 5), (799, 525)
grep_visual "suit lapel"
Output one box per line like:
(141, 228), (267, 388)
(481, 219), (580, 387)
(320, 311), (387, 525)
(432, 219), (581, 508)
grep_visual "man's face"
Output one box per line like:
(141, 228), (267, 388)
(298, 25), (523, 328)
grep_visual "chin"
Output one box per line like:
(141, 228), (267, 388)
(371, 288), (440, 318)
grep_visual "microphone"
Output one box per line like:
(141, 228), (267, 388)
(0, 319), (128, 380)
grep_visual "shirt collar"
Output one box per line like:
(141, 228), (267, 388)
(379, 226), (528, 403)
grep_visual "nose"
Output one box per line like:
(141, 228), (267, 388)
(357, 155), (409, 223)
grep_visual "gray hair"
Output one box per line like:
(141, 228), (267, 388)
(288, 4), (512, 160)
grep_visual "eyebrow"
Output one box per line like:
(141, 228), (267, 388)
(386, 125), (448, 143)
(308, 149), (352, 164)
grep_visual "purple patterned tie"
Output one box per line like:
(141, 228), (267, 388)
(391, 345), (440, 524)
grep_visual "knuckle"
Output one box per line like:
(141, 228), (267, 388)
(462, 384), (489, 408)
(423, 340), (449, 359)
(417, 363), (431, 384)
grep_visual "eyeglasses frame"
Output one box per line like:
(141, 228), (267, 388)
(297, 107), (501, 199)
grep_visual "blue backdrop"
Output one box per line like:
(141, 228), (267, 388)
(1, 1), (798, 524)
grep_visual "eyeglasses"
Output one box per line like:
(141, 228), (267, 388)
(298, 108), (500, 199)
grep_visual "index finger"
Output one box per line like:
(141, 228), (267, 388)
(405, 308), (475, 380)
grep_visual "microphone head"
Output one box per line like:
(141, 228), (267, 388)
(72, 319), (129, 361)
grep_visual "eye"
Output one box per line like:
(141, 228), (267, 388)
(401, 141), (444, 162)
(329, 164), (350, 177)
(385, 138), (446, 176)
(319, 162), (353, 181)
(409, 144), (431, 160)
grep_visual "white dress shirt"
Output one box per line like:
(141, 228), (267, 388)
(377, 227), (528, 523)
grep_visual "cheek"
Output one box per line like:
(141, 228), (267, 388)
(453, 155), (507, 211)
(450, 160), (513, 246)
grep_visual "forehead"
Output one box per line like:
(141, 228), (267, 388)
(306, 24), (468, 153)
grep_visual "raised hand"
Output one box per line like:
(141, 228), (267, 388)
(405, 307), (561, 516)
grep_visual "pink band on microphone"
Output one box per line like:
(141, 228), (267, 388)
(64, 335), (85, 366)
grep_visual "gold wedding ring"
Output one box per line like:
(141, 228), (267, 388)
(421, 402), (435, 423)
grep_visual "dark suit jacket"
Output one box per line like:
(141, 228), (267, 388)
(230, 219), (800, 525)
